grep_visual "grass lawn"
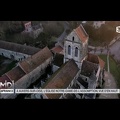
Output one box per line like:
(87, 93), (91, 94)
(99, 55), (120, 88)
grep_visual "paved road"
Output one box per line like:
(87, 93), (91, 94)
(55, 21), (70, 43)
(99, 71), (119, 99)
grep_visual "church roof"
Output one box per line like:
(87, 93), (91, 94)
(74, 24), (88, 43)
(19, 47), (53, 74)
(81, 60), (98, 77)
(0, 40), (40, 55)
(5, 66), (26, 82)
(43, 59), (79, 99)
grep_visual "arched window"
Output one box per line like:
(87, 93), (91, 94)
(75, 47), (78, 57)
(68, 45), (71, 55)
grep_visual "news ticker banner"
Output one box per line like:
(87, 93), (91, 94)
(0, 89), (120, 94)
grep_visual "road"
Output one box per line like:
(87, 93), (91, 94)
(55, 21), (70, 43)
(99, 71), (119, 99)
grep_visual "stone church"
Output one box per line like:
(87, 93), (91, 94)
(28, 24), (105, 99)
(64, 24), (89, 68)
(0, 24), (105, 99)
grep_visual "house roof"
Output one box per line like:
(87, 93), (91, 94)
(81, 60), (98, 77)
(51, 46), (63, 54)
(43, 59), (79, 99)
(98, 56), (105, 69)
(19, 47), (53, 74)
(87, 53), (99, 64)
(0, 40), (40, 55)
(87, 53), (105, 69)
(5, 66), (26, 82)
(74, 24), (88, 43)
(0, 75), (11, 89)
(0, 74), (11, 82)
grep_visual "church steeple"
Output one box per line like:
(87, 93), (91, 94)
(64, 24), (89, 68)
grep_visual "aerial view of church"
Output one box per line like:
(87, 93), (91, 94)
(0, 21), (120, 99)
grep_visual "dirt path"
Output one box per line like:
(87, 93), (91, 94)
(99, 71), (119, 99)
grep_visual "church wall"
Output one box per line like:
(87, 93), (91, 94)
(66, 31), (82, 43)
(0, 48), (30, 61)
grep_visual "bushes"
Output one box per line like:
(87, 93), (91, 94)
(43, 21), (64, 37)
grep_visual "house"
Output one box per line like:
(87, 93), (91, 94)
(23, 21), (32, 32)
(22, 21), (43, 39)
(0, 40), (40, 61)
(93, 21), (105, 29)
(0, 47), (53, 99)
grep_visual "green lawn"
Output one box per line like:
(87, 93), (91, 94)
(99, 55), (120, 88)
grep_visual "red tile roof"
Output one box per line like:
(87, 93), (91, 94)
(81, 60), (98, 77)
(0, 75), (12, 89)
(74, 24), (88, 43)
(19, 47), (53, 74)
(43, 59), (79, 99)
(5, 66), (26, 82)
(87, 53), (99, 64)
(86, 53), (105, 69)
(98, 56), (105, 69)
(51, 46), (63, 54)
